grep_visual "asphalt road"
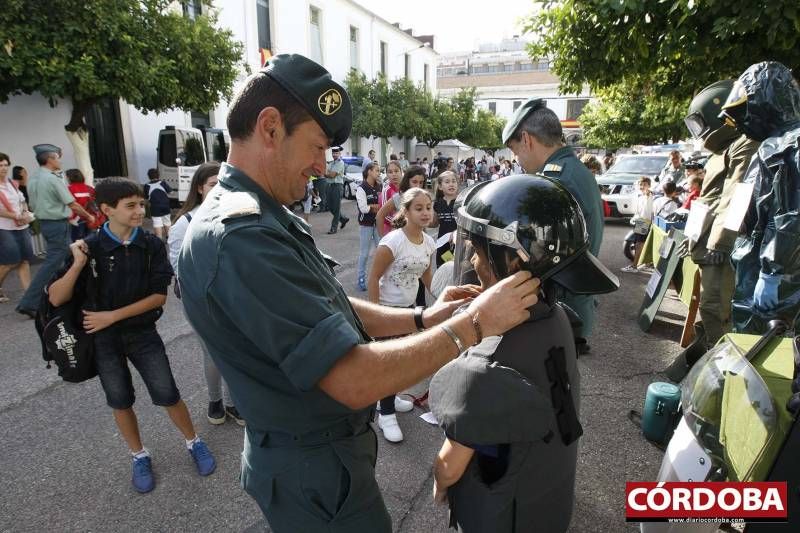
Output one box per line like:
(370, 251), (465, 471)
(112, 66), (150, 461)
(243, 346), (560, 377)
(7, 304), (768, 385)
(0, 200), (692, 533)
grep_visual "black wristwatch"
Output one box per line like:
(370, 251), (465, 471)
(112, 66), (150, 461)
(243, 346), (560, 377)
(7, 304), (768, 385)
(413, 306), (426, 331)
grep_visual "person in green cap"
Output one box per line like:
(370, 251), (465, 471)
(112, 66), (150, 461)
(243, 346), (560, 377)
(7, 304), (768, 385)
(502, 98), (605, 354)
(16, 143), (96, 317)
(177, 54), (541, 533)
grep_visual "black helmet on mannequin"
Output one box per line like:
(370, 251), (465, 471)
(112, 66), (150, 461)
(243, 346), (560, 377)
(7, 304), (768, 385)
(684, 80), (734, 141)
(719, 61), (800, 142)
(453, 174), (619, 294)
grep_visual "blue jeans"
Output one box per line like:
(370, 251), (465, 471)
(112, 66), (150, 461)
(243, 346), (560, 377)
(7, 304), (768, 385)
(94, 326), (181, 409)
(357, 225), (380, 281)
(17, 219), (70, 312)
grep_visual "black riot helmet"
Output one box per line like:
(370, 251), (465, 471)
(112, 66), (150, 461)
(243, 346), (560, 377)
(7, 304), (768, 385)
(453, 174), (619, 294)
(684, 80), (734, 141)
(719, 61), (800, 142)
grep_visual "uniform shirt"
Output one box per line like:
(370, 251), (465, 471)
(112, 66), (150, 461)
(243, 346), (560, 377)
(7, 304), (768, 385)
(659, 164), (685, 187)
(540, 146), (605, 338)
(540, 146), (604, 256)
(27, 167), (74, 220)
(326, 159), (345, 185)
(706, 136), (759, 253)
(178, 163), (370, 436)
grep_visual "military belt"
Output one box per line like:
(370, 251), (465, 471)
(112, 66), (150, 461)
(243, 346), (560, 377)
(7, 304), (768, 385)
(257, 409), (374, 448)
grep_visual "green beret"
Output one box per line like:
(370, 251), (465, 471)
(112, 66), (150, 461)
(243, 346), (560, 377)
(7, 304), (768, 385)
(263, 54), (352, 146)
(33, 143), (62, 156)
(501, 98), (547, 144)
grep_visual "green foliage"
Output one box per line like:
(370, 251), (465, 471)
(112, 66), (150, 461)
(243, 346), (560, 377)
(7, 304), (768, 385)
(579, 85), (689, 149)
(0, 0), (244, 129)
(416, 92), (461, 149)
(461, 107), (506, 151)
(344, 75), (503, 151)
(524, 0), (800, 98)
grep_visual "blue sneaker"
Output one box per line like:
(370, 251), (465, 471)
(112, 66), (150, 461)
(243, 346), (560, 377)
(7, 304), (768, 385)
(132, 455), (155, 493)
(189, 439), (216, 476)
(357, 276), (367, 291)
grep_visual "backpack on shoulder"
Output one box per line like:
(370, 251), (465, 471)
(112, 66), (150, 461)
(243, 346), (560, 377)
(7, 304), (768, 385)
(35, 235), (102, 383)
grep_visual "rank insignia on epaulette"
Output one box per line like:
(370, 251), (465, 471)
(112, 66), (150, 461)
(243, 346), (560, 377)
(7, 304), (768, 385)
(220, 191), (261, 220)
(543, 163), (563, 173)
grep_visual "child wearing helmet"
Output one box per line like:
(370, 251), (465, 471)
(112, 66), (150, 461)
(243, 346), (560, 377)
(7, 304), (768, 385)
(430, 175), (619, 532)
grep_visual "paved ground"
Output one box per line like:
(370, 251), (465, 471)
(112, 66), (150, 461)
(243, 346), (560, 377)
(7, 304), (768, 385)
(0, 200), (693, 532)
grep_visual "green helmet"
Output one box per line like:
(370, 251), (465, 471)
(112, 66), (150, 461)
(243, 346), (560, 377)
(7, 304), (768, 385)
(684, 80), (734, 140)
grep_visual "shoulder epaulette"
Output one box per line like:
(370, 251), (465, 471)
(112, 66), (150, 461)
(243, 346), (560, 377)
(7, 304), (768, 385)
(220, 191), (261, 221)
(543, 163), (563, 173)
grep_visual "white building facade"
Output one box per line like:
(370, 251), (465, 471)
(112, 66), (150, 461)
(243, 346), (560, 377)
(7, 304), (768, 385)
(437, 37), (592, 146)
(0, 0), (437, 183)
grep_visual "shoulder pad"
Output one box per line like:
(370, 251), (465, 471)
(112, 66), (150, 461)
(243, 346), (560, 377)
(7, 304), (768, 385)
(543, 163), (563, 173)
(219, 191), (261, 221)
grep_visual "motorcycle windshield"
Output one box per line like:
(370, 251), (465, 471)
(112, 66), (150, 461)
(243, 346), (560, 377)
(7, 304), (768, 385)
(681, 339), (778, 481)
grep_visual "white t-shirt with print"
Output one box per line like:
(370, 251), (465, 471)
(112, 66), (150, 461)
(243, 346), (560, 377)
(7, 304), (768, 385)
(378, 228), (436, 307)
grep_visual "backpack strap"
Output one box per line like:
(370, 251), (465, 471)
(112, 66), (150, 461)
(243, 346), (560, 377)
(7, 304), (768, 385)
(184, 212), (192, 223)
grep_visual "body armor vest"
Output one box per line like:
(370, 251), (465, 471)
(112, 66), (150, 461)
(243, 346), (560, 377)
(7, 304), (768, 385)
(430, 301), (582, 532)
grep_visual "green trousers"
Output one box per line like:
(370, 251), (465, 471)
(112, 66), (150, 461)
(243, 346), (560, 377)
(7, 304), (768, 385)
(699, 260), (736, 345)
(241, 426), (391, 533)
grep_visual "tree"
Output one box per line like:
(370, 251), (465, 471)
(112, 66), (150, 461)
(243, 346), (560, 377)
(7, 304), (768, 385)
(0, 0), (244, 183)
(524, 0), (800, 99)
(416, 93), (462, 152)
(463, 109), (506, 151)
(579, 85), (689, 149)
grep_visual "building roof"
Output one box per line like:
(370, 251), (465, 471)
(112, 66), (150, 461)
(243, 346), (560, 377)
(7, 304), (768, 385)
(345, 0), (439, 53)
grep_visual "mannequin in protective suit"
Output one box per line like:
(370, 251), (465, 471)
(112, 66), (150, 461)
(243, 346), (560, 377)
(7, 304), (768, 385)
(724, 62), (800, 333)
(681, 80), (760, 346)
(429, 175), (619, 533)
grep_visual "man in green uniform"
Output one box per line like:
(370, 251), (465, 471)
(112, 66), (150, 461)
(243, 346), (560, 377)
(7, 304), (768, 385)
(682, 80), (759, 345)
(178, 54), (540, 533)
(16, 144), (95, 317)
(502, 98), (605, 353)
(325, 146), (348, 234)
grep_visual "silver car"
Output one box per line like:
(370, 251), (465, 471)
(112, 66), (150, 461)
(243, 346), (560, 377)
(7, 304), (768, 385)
(597, 154), (670, 217)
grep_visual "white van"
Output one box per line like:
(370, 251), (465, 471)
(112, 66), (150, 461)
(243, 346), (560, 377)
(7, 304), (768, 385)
(157, 126), (206, 203)
(157, 126), (231, 204)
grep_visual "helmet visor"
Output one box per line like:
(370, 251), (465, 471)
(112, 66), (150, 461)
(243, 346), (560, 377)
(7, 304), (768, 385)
(550, 249), (620, 295)
(452, 227), (481, 286)
(684, 112), (709, 139)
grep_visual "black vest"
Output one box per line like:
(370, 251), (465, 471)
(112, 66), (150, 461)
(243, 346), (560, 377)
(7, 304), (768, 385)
(430, 301), (582, 533)
(358, 180), (380, 226)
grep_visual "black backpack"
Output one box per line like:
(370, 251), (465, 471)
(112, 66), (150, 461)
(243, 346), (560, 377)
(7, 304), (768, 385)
(35, 235), (102, 383)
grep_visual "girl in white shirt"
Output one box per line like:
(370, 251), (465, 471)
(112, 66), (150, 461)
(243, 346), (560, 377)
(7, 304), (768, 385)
(368, 187), (436, 442)
(169, 162), (243, 426)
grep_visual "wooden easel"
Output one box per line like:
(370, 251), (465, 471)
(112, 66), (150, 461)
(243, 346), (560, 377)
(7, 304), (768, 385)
(679, 269), (701, 348)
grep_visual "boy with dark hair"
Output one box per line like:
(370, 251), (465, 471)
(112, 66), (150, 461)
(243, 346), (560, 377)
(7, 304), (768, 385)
(47, 177), (215, 493)
(143, 168), (172, 241)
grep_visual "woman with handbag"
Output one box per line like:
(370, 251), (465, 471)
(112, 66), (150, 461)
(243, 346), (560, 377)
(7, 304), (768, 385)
(0, 153), (35, 304)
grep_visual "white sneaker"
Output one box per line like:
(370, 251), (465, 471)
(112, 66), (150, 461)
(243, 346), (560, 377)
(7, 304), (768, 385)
(394, 396), (414, 413)
(377, 414), (404, 443)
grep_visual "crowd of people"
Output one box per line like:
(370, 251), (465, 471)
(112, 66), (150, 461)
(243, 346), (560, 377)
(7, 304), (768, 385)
(5, 53), (798, 532)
